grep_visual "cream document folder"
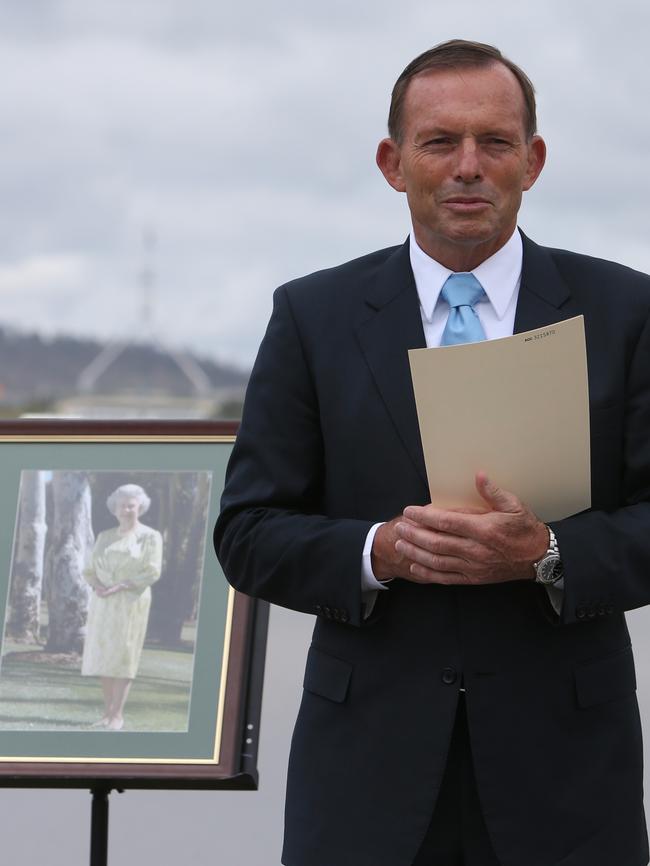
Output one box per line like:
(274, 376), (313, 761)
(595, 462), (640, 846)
(408, 315), (591, 522)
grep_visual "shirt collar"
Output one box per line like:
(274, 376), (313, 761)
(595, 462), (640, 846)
(409, 228), (523, 323)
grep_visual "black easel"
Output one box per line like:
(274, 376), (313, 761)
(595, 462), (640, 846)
(90, 786), (122, 866)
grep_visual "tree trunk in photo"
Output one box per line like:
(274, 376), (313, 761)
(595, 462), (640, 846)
(6, 471), (47, 643)
(149, 472), (210, 645)
(44, 471), (93, 653)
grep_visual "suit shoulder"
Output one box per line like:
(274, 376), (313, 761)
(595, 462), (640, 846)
(546, 245), (650, 305)
(277, 245), (403, 304)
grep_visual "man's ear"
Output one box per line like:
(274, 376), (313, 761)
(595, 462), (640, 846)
(376, 138), (406, 192)
(522, 135), (547, 191)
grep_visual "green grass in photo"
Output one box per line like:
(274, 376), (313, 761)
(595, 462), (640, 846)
(0, 641), (194, 732)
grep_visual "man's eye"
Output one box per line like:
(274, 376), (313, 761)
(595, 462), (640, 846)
(486, 138), (511, 147)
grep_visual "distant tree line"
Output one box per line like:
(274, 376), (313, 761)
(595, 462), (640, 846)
(0, 328), (248, 405)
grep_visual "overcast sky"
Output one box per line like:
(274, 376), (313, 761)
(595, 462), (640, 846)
(0, 0), (648, 371)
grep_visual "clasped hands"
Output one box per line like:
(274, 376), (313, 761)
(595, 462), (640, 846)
(371, 472), (549, 585)
(94, 583), (129, 597)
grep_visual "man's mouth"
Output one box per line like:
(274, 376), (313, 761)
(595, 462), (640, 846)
(442, 197), (492, 211)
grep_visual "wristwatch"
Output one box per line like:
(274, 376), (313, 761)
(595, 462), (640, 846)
(533, 526), (564, 585)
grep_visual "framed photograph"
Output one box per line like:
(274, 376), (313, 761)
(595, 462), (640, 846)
(0, 420), (267, 790)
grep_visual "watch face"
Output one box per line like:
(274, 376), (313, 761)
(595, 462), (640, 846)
(538, 555), (563, 585)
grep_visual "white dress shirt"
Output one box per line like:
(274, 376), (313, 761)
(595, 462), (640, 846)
(360, 228), (563, 613)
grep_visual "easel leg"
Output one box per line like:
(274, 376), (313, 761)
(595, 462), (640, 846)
(90, 787), (110, 866)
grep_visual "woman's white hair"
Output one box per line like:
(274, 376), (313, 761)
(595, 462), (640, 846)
(106, 484), (151, 517)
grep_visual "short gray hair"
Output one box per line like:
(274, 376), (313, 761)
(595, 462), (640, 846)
(106, 484), (151, 517)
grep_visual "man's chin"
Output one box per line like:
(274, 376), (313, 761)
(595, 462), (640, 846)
(439, 225), (500, 247)
(416, 213), (499, 244)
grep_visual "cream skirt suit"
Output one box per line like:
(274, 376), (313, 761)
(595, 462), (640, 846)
(82, 525), (163, 679)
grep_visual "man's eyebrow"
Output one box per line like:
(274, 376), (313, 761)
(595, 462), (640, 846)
(414, 127), (457, 141)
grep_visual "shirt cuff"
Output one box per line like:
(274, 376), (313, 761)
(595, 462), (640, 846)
(545, 577), (564, 615)
(361, 523), (390, 591)
(361, 522), (389, 619)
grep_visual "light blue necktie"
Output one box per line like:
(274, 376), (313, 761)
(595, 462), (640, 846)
(440, 273), (487, 346)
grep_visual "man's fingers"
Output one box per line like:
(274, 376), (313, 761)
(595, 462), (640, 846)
(395, 537), (470, 573)
(403, 505), (485, 540)
(408, 563), (468, 584)
(395, 522), (486, 561)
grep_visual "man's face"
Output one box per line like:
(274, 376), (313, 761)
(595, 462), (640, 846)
(376, 62), (546, 270)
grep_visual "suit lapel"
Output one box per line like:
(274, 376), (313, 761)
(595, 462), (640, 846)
(355, 240), (428, 484)
(515, 232), (572, 332)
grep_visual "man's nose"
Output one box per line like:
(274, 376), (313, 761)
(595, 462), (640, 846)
(454, 138), (482, 182)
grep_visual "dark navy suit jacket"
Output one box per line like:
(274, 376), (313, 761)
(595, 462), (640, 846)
(215, 233), (650, 866)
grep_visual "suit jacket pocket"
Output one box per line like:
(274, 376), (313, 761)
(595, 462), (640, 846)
(303, 646), (352, 703)
(574, 645), (636, 709)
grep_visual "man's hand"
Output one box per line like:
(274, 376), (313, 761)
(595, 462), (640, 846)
(371, 515), (420, 582)
(371, 507), (484, 582)
(374, 472), (549, 585)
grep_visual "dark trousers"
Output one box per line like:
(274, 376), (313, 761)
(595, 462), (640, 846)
(412, 694), (502, 866)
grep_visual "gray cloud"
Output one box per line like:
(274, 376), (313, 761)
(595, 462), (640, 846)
(0, 0), (647, 366)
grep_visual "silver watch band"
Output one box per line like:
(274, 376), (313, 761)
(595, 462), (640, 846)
(534, 526), (559, 563)
(534, 526), (563, 585)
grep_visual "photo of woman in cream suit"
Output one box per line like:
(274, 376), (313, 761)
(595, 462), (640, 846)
(81, 483), (163, 731)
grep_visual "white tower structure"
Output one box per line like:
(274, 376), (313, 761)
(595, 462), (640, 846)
(77, 228), (212, 400)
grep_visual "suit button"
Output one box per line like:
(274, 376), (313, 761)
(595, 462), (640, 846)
(597, 602), (606, 616)
(340, 611), (349, 623)
(441, 667), (457, 685)
(315, 604), (323, 615)
(586, 605), (596, 619)
(576, 605), (586, 619)
(324, 606), (332, 619)
(605, 603), (614, 615)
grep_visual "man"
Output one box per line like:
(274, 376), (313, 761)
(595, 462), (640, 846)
(215, 40), (650, 866)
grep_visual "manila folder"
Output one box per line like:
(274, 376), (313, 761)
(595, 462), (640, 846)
(408, 316), (591, 522)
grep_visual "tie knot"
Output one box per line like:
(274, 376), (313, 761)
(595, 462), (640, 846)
(441, 272), (485, 310)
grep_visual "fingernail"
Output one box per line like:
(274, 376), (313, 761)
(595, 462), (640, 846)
(403, 507), (415, 519)
(395, 522), (406, 535)
(395, 540), (405, 553)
